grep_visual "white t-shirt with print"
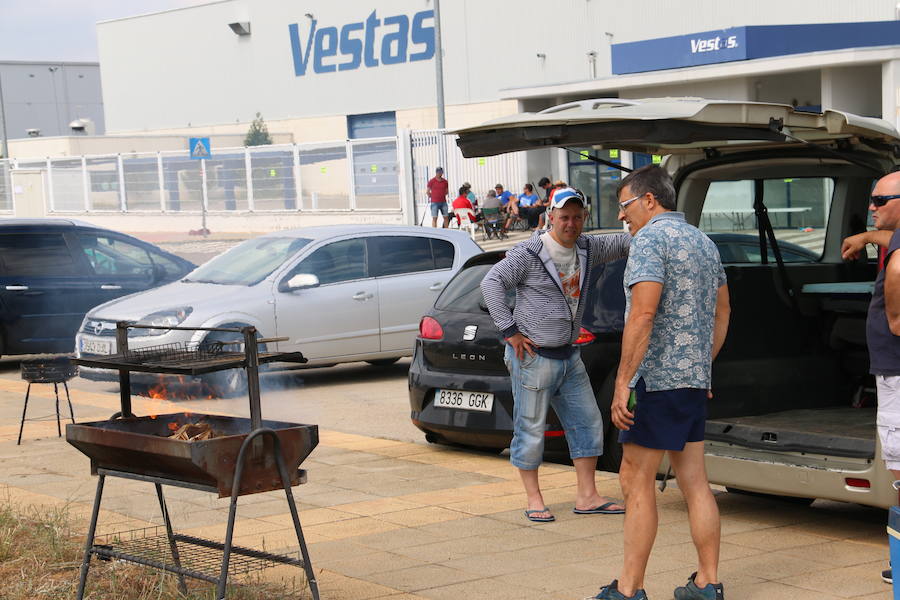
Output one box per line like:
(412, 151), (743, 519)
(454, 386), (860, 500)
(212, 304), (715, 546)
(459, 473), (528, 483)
(541, 232), (580, 318)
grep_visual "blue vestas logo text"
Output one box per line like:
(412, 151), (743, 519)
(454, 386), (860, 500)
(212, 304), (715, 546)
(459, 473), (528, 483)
(289, 10), (435, 76)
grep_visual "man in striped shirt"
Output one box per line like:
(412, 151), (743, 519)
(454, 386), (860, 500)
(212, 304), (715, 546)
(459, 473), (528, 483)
(481, 188), (630, 522)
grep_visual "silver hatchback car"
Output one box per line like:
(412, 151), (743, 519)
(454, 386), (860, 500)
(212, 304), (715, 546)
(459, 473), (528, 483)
(76, 225), (482, 394)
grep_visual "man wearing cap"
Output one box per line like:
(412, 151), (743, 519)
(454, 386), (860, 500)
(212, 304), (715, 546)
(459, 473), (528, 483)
(427, 167), (450, 228)
(481, 187), (629, 523)
(841, 170), (900, 585)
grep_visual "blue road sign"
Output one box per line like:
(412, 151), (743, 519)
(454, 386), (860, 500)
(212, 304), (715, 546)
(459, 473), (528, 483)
(189, 137), (211, 159)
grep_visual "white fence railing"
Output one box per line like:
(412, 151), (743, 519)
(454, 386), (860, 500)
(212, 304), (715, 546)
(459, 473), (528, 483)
(0, 130), (527, 224)
(0, 137), (403, 215)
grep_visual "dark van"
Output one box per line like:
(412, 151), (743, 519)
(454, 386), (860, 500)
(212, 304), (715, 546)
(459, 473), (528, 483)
(0, 219), (194, 356)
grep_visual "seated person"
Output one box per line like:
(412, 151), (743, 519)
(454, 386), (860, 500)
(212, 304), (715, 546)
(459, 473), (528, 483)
(517, 183), (544, 229)
(481, 189), (501, 211)
(495, 184), (517, 216)
(462, 182), (478, 209)
(451, 186), (477, 222)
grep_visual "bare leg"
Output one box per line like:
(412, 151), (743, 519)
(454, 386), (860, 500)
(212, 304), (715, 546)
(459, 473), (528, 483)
(431, 215), (438, 228)
(442, 215), (451, 228)
(617, 443), (665, 597)
(519, 467), (552, 519)
(668, 441), (720, 587)
(573, 456), (624, 511)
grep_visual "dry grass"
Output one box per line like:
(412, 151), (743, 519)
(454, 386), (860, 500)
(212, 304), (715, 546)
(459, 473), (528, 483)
(0, 500), (310, 599)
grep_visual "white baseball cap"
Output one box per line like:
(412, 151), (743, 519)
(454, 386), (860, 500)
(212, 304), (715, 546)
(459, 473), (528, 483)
(550, 187), (585, 210)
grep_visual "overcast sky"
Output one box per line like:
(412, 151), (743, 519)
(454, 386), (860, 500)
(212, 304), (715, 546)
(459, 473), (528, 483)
(0, 0), (209, 62)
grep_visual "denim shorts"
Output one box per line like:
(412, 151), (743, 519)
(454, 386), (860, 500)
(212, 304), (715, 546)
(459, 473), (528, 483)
(503, 345), (604, 470)
(429, 201), (448, 217)
(618, 377), (706, 451)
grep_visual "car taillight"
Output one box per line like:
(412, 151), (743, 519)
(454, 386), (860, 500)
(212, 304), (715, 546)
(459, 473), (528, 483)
(419, 316), (444, 340)
(845, 478), (870, 489)
(574, 327), (595, 345)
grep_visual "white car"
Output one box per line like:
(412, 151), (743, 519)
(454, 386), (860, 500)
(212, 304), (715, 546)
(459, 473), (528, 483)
(76, 225), (482, 394)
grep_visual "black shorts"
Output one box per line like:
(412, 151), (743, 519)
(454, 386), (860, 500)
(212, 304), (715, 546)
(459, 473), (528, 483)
(617, 377), (707, 451)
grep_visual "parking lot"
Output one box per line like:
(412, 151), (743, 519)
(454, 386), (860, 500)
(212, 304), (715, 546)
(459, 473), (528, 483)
(0, 354), (894, 599)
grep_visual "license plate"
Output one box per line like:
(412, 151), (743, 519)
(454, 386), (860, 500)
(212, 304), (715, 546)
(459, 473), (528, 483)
(434, 389), (494, 413)
(81, 339), (112, 355)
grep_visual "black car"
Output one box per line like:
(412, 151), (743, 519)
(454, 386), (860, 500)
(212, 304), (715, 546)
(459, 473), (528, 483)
(408, 247), (628, 471)
(0, 219), (195, 356)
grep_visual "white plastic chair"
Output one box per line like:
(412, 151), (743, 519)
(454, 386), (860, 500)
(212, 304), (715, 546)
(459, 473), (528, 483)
(453, 208), (477, 239)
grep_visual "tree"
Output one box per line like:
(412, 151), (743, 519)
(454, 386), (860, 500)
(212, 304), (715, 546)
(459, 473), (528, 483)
(244, 112), (273, 146)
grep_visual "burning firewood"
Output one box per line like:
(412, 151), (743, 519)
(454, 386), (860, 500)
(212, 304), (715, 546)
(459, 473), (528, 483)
(168, 422), (217, 441)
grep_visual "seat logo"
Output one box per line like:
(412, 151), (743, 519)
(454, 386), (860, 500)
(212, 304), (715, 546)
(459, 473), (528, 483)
(462, 325), (477, 341)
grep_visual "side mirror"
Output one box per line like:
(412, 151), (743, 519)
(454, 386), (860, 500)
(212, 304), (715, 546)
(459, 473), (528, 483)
(284, 273), (320, 291)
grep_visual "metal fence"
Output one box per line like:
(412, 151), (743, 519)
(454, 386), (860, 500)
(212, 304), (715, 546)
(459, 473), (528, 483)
(410, 129), (525, 224)
(0, 137), (403, 215)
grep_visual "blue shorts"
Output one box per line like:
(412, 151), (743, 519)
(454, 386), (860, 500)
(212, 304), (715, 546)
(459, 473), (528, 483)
(618, 378), (707, 451)
(430, 201), (448, 217)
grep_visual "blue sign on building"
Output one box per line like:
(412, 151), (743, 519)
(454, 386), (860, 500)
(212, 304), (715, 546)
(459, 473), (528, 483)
(189, 137), (211, 159)
(612, 20), (900, 75)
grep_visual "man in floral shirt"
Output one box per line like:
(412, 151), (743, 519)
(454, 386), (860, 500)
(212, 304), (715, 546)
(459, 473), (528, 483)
(593, 166), (731, 600)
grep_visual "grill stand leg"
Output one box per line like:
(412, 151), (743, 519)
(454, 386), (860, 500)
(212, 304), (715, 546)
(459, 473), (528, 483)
(16, 383), (31, 445)
(54, 383), (61, 437)
(155, 483), (188, 596)
(76, 473), (106, 600)
(217, 428), (319, 600)
(64, 381), (75, 424)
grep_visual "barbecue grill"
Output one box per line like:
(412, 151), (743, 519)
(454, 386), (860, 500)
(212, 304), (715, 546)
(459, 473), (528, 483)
(68, 323), (320, 600)
(18, 355), (77, 444)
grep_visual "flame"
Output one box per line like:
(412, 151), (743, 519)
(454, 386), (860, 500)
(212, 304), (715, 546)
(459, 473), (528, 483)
(140, 376), (221, 403)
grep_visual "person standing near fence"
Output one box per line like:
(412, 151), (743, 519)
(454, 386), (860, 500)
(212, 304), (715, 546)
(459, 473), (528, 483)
(427, 167), (450, 228)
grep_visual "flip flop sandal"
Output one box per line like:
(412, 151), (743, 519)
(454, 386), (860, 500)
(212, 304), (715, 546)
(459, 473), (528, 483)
(572, 501), (625, 515)
(524, 508), (555, 522)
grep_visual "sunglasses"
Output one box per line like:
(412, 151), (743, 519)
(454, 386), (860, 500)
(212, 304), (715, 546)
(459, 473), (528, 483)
(871, 194), (900, 207)
(618, 195), (640, 210)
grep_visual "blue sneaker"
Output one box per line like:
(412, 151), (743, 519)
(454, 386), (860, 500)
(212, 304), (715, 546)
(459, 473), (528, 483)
(592, 579), (648, 600)
(673, 572), (724, 600)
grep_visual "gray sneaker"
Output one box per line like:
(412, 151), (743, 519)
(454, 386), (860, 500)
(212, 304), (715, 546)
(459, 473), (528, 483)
(592, 579), (648, 600)
(673, 572), (724, 600)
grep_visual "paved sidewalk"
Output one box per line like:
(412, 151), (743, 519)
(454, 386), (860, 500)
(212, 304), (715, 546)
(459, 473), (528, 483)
(0, 376), (893, 599)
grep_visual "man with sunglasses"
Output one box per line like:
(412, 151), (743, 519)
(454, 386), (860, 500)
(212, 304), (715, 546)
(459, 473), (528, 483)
(841, 170), (900, 586)
(595, 165), (730, 600)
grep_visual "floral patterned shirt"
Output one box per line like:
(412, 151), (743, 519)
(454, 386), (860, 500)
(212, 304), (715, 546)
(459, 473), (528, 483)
(623, 212), (726, 392)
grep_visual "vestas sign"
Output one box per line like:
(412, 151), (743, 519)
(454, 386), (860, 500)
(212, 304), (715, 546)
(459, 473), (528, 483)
(289, 10), (435, 76)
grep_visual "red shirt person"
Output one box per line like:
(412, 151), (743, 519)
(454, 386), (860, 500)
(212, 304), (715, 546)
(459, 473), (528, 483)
(426, 167), (450, 228)
(452, 188), (476, 221)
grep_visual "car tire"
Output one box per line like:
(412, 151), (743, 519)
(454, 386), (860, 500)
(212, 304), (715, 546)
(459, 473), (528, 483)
(366, 357), (400, 367)
(199, 326), (265, 398)
(725, 487), (815, 506)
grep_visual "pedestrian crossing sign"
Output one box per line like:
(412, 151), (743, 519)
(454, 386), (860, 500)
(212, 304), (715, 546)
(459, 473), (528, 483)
(189, 137), (211, 159)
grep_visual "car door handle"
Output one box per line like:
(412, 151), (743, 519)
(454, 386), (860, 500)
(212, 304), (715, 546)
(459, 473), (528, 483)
(4, 285), (28, 291)
(100, 284), (123, 290)
(429, 282), (444, 291)
(352, 291), (374, 301)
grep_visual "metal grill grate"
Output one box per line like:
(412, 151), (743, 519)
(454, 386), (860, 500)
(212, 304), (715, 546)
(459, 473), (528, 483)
(120, 340), (231, 364)
(94, 527), (303, 581)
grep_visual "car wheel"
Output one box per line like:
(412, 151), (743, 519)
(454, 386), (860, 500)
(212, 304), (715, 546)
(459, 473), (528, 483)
(725, 487), (815, 506)
(199, 326), (265, 398)
(366, 357), (400, 367)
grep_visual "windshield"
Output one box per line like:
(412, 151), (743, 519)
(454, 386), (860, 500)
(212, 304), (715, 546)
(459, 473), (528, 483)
(184, 237), (312, 286)
(435, 264), (515, 313)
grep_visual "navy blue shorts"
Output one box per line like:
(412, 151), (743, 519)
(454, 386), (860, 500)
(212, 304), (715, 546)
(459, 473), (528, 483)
(618, 378), (707, 451)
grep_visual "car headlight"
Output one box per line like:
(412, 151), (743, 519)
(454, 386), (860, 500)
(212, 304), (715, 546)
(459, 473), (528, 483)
(130, 308), (193, 337)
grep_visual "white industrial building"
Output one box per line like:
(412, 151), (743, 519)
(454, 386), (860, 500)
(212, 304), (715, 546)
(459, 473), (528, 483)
(6, 0), (900, 231)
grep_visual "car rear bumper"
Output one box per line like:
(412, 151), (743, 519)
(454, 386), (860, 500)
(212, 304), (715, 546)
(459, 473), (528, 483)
(408, 344), (567, 451)
(701, 440), (896, 508)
